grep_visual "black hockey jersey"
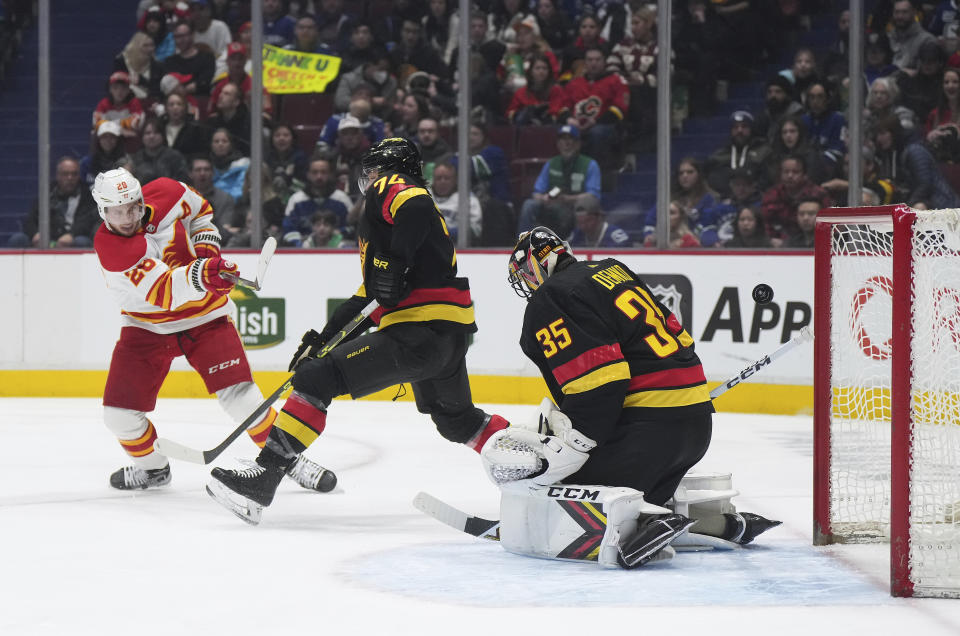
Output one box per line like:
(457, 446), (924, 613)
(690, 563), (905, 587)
(520, 257), (713, 446)
(356, 170), (476, 333)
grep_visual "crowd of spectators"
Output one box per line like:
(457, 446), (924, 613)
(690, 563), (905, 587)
(12, 0), (960, 251)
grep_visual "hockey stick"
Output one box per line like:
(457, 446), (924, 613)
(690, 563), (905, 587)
(708, 326), (813, 400)
(412, 492), (500, 541)
(154, 297), (380, 464)
(416, 327), (815, 538)
(220, 237), (278, 292)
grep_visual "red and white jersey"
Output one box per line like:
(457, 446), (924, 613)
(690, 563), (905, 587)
(94, 177), (231, 334)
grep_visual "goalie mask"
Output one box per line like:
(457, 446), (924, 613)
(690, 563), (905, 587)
(508, 227), (572, 299)
(93, 168), (143, 233)
(358, 137), (423, 193)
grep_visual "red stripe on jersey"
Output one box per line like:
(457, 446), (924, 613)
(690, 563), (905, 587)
(123, 294), (228, 323)
(369, 286), (473, 323)
(281, 392), (327, 435)
(381, 183), (416, 224)
(141, 178), (187, 226)
(552, 344), (624, 386)
(246, 408), (277, 447)
(627, 364), (707, 391)
(95, 225), (149, 272)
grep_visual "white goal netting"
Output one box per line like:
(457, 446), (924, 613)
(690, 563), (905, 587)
(824, 209), (960, 597)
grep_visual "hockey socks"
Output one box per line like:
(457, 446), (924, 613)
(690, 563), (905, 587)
(465, 414), (510, 453)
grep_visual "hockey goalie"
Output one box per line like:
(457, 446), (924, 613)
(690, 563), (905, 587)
(479, 227), (781, 568)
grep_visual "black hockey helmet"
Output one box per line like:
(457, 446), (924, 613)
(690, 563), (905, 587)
(359, 136), (423, 192)
(508, 226), (573, 299)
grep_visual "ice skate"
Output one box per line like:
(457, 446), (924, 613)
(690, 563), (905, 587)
(109, 464), (171, 490)
(617, 513), (696, 569)
(286, 455), (337, 493)
(207, 462), (284, 525)
(727, 512), (782, 544)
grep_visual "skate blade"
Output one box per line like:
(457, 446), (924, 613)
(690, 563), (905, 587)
(205, 481), (263, 526)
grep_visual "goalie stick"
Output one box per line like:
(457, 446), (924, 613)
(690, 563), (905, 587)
(416, 327), (814, 539)
(412, 492), (500, 541)
(154, 297), (379, 464)
(221, 236), (278, 291)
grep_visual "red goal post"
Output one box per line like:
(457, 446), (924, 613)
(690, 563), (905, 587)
(814, 204), (960, 598)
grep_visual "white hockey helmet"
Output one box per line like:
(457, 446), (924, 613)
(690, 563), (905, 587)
(92, 168), (143, 221)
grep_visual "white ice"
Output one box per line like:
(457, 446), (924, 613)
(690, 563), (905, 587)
(2, 398), (959, 635)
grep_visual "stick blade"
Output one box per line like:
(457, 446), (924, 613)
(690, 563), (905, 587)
(256, 237), (277, 288)
(154, 437), (209, 465)
(413, 491), (500, 540)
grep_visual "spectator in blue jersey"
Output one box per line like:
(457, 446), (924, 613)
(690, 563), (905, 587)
(209, 128), (250, 201)
(316, 91), (386, 155)
(262, 0), (296, 48)
(282, 156), (351, 246)
(517, 124), (602, 238)
(643, 157), (716, 243)
(463, 122), (510, 203)
(699, 166), (762, 248)
(801, 82), (847, 166)
(568, 194), (630, 248)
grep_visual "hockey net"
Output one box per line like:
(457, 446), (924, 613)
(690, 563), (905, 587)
(814, 204), (960, 598)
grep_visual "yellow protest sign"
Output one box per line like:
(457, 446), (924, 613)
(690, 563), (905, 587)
(262, 44), (342, 94)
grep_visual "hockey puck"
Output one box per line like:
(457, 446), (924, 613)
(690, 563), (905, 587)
(752, 283), (774, 304)
(316, 469), (337, 493)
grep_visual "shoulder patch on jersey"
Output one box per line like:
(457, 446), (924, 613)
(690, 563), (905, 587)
(95, 225), (148, 272)
(142, 178), (187, 227)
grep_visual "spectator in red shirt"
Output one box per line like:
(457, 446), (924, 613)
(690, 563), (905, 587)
(506, 52), (567, 125)
(761, 155), (832, 245)
(93, 72), (145, 138)
(561, 14), (608, 81)
(564, 46), (629, 171)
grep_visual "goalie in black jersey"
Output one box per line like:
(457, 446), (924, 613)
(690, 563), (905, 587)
(479, 227), (779, 568)
(207, 137), (509, 524)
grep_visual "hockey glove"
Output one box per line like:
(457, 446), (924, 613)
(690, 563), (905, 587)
(288, 329), (326, 372)
(368, 252), (408, 308)
(193, 232), (221, 259)
(192, 257), (238, 296)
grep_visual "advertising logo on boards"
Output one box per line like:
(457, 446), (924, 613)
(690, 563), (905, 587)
(230, 287), (285, 349)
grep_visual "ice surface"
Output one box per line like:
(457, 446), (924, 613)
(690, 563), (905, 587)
(2, 398), (959, 635)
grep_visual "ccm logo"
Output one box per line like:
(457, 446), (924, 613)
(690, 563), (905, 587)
(547, 486), (600, 501)
(724, 355), (772, 389)
(208, 358), (240, 374)
(372, 257), (389, 270)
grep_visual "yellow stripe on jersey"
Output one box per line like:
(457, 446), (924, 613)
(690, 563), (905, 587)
(623, 384), (712, 408)
(388, 187), (429, 218)
(678, 329), (694, 347)
(275, 411), (322, 447)
(561, 361), (631, 395)
(378, 302), (476, 328)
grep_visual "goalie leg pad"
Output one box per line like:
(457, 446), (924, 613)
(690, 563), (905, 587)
(498, 482), (672, 568)
(669, 472), (739, 518)
(104, 406), (168, 470)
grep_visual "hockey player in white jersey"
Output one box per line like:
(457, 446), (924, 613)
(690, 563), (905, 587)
(92, 168), (335, 493)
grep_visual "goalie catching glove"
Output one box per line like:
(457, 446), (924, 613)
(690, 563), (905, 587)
(481, 399), (596, 486)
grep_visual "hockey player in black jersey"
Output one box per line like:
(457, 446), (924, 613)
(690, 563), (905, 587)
(207, 137), (509, 524)
(480, 227), (779, 567)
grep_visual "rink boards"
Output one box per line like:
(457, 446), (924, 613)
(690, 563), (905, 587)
(0, 249), (815, 414)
